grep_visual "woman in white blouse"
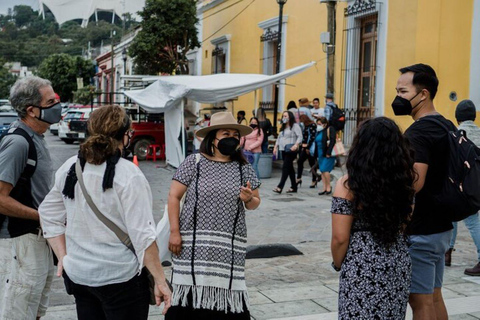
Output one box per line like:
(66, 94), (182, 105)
(273, 110), (303, 193)
(39, 105), (171, 319)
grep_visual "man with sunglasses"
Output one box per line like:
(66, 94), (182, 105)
(0, 76), (61, 319)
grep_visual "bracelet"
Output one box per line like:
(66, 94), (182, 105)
(245, 196), (254, 204)
(331, 261), (341, 272)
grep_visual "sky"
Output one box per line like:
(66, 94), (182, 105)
(0, 0), (39, 15)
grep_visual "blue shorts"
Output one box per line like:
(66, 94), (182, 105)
(408, 230), (451, 294)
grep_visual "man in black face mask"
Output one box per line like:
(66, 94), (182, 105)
(393, 64), (456, 320)
(0, 76), (57, 319)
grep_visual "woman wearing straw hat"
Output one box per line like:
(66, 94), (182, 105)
(166, 112), (261, 319)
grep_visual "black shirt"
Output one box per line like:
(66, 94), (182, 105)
(405, 114), (455, 235)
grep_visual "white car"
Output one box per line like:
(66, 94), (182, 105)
(58, 107), (95, 144)
(49, 105), (71, 135)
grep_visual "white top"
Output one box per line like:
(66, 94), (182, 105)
(39, 156), (156, 287)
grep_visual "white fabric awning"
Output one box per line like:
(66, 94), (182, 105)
(124, 62), (316, 113)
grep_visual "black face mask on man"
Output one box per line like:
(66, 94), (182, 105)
(215, 137), (240, 156)
(31, 102), (62, 124)
(391, 91), (423, 116)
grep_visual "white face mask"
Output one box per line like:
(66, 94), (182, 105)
(317, 125), (324, 132)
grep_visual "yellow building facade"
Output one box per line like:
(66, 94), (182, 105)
(196, 0), (480, 143)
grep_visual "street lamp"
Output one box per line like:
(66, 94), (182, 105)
(273, 0), (287, 136)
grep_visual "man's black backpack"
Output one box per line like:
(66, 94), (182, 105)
(0, 127), (39, 237)
(423, 117), (480, 222)
(329, 103), (345, 131)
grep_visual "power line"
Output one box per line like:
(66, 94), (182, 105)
(202, 0), (255, 43)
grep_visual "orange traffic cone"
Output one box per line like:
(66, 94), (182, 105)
(133, 154), (139, 166)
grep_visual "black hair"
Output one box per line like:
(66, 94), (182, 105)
(237, 110), (246, 117)
(313, 98), (320, 102)
(249, 117), (262, 136)
(280, 111), (296, 132)
(199, 129), (248, 165)
(399, 63), (439, 100)
(346, 117), (416, 246)
(286, 101), (297, 110)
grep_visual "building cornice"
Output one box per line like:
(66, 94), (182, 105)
(198, 0), (228, 13)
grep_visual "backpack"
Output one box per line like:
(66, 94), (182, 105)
(422, 117), (480, 222)
(329, 103), (345, 131)
(0, 127), (39, 237)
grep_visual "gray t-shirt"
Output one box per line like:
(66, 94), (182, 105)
(0, 120), (53, 238)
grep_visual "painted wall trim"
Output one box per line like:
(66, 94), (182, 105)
(211, 34), (232, 45)
(470, 0), (480, 110)
(375, 0), (388, 116)
(258, 15), (289, 29)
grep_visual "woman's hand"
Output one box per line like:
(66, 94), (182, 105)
(291, 144), (298, 152)
(154, 279), (172, 314)
(168, 231), (182, 255)
(56, 255), (64, 277)
(240, 181), (253, 203)
(302, 143), (307, 148)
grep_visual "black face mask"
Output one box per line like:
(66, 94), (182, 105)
(391, 91), (423, 116)
(216, 137), (239, 156)
(250, 124), (258, 129)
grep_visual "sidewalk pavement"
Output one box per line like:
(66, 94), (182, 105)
(43, 158), (480, 320)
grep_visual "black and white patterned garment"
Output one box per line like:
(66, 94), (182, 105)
(331, 197), (411, 319)
(171, 154), (260, 313)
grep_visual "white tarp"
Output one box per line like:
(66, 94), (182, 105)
(124, 62), (316, 167)
(38, 0), (145, 25)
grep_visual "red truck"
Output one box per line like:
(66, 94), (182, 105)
(126, 108), (165, 161)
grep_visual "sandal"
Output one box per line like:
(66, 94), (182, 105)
(273, 187), (282, 194)
(286, 188), (297, 193)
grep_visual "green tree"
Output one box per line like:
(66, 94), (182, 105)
(37, 54), (94, 102)
(129, 0), (200, 75)
(13, 5), (36, 28)
(0, 59), (17, 98)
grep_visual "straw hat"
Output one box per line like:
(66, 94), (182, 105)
(195, 112), (253, 138)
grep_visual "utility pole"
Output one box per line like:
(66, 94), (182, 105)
(326, 0), (336, 94)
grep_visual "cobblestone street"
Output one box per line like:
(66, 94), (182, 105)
(42, 134), (480, 319)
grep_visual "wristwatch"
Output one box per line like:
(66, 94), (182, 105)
(331, 261), (341, 272)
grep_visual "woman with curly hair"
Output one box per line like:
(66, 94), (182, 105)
(331, 117), (415, 319)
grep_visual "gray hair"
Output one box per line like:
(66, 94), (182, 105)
(9, 76), (52, 119)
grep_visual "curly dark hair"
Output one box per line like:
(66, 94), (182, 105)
(345, 117), (416, 246)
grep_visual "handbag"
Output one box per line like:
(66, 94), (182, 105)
(75, 159), (157, 305)
(284, 143), (297, 153)
(243, 150), (255, 164)
(326, 136), (345, 156)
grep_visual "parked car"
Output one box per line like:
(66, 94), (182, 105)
(0, 112), (19, 139)
(58, 107), (96, 144)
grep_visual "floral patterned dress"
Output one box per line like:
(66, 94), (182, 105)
(331, 196), (411, 319)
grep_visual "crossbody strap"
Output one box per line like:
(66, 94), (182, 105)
(75, 159), (135, 254)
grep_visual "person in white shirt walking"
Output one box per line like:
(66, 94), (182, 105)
(39, 105), (171, 320)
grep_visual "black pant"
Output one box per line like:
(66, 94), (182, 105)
(297, 148), (316, 182)
(277, 151), (297, 190)
(63, 269), (150, 320)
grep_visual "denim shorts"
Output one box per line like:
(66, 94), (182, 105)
(408, 230), (452, 294)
